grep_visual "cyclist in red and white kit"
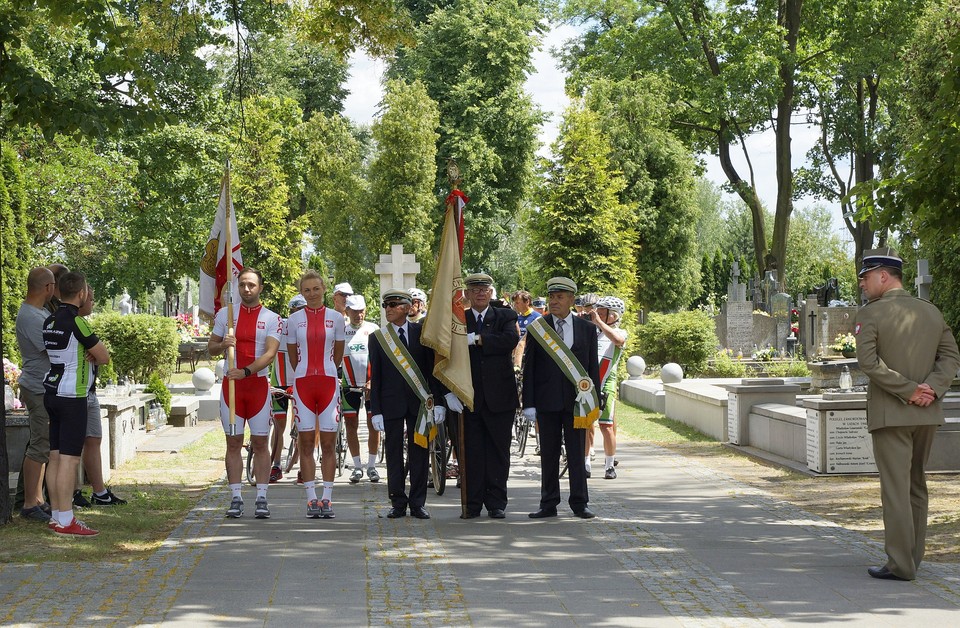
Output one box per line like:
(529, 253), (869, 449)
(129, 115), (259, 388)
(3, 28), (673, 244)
(286, 270), (346, 518)
(208, 268), (282, 520)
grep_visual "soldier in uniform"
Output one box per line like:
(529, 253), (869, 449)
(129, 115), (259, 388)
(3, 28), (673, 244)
(854, 247), (960, 581)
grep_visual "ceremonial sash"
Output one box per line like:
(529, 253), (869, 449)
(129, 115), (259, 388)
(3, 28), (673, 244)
(373, 326), (436, 448)
(526, 317), (601, 429)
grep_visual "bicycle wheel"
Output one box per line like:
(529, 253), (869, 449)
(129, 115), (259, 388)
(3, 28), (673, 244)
(335, 418), (347, 477)
(430, 422), (448, 496)
(517, 417), (528, 458)
(245, 443), (256, 486)
(284, 426), (298, 473)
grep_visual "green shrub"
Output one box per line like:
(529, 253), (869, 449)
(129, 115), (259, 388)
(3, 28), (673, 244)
(92, 313), (178, 382)
(144, 372), (172, 416)
(705, 350), (747, 378)
(636, 310), (718, 375)
(97, 360), (117, 385)
(765, 358), (811, 378)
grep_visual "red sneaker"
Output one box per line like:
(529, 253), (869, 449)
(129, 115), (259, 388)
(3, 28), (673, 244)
(269, 466), (283, 483)
(54, 517), (99, 537)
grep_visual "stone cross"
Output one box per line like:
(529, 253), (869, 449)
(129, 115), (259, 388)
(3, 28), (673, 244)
(727, 261), (746, 302)
(915, 259), (933, 300)
(374, 244), (420, 325)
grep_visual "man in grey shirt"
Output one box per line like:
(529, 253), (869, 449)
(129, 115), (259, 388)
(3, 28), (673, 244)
(15, 266), (57, 521)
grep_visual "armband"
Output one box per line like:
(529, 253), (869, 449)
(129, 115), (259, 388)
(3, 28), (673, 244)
(243, 367), (251, 377)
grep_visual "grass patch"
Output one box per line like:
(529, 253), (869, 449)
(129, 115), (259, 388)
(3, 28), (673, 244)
(615, 400), (715, 444)
(1, 429), (225, 564)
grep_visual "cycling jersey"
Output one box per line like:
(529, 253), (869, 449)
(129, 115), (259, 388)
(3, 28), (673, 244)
(42, 303), (99, 398)
(342, 321), (379, 387)
(212, 304), (283, 377)
(285, 306), (346, 379)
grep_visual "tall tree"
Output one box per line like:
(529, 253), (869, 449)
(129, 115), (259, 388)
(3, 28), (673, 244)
(584, 77), (701, 311)
(1, 143), (32, 360)
(561, 0), (806, 283)
(394, 0), (545, 270)
(531, 105), (637, 298)
(368, 79), (441, 282)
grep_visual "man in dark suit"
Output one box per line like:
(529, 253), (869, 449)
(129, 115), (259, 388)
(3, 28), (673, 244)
(369, 289), (445, 520)
(453, 273), (520, 519)
(523, 277), (601, 519)
(855, 248), (960, 581)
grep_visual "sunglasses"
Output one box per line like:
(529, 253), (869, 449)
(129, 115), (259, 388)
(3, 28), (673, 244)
(382, 301), (406, 308)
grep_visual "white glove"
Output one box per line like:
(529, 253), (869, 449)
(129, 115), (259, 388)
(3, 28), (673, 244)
(371, 414), (385, 432)
(523, 408), (537, 424)
(434, 406), (446, 425)
(444, 392), (464, 413)
(467, 332), (477, 346)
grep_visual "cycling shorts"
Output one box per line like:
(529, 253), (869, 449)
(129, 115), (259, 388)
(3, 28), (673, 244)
(293, 374), (340, 433)
(220, 376), (271, 436)
(341, 387), (364, 421)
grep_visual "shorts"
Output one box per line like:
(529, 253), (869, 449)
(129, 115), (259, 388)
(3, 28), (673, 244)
(293, 375), (340, 433)
(220, 376), (272, 436)
(20, 388), (51, 463)
(341, 387), (364, 420)
(271, 394), (289, 420)
(598, 390), (618, 425)
(86, 393), (103, 438)
(44, 394), (87, 457)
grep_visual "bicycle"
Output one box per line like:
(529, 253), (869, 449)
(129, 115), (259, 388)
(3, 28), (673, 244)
(429, 419), (453, 496)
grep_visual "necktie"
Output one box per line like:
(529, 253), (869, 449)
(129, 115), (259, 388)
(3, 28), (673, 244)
(475, 314), (483, 334)
(398, 326), (408, 347)
(555, 317), (565, 342)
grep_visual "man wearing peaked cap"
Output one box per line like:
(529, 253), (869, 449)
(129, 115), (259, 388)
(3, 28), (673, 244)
(522, 276), (601, 519)
(855, 247), (960, 581)
(449, 272), (520, 519)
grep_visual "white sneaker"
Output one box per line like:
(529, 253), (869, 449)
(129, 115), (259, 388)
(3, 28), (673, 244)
(350, 468), (363, 483)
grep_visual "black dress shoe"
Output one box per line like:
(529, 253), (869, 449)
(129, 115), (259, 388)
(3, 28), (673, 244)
(528, 508), (558, 519)
(867, 565), (909, 581)
(460, 511), (481, 519)
(386, 507), (406, 519)
(410, 506), (431, 519)
(573, 507), (596, 519)
(488, 508), (506, 519)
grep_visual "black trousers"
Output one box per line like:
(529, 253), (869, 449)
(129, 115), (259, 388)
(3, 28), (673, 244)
(462, 408), (513, 513)
(536, 410), (588, 512)
(384, 413), (428, 510)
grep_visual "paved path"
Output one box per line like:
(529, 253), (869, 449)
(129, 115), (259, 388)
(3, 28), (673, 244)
(3, 428), (960, 626)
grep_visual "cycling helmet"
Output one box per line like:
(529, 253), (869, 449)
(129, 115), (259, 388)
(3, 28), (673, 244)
(409, 288), (427, 303)
(597, 296), (625, 315)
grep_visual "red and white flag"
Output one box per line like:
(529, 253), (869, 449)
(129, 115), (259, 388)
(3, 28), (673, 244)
(198, 165), (242, 323)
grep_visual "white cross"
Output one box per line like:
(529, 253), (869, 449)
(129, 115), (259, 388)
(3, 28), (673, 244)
(375, 244), (421, 324)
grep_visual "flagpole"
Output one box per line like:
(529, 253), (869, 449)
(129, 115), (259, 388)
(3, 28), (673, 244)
(447, 160), (469, 519)
(224, 160), (238, 437)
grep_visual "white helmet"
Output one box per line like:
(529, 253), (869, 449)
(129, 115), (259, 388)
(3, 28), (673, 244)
(409, 288), (427, 303)
(597, 296), (625, 315)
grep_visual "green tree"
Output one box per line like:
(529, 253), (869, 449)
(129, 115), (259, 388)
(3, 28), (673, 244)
(395, 0), (544, 270)
(531, 105), (637, 299)
(299, 112), (373, 293)
(368, 79), (441, 282)
(561, 0), (806, 282)
(584, 77), (701, 311)
(1, 143), (32, 360)
(230, 96), (306, 313)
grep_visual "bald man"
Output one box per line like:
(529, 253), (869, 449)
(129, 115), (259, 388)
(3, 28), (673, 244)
(15, 267), (57, 522)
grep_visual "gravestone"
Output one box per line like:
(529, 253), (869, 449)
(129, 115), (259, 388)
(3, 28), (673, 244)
(916, 259), (932, 300)
(374, 244), (420, 325)
(770, 292), (792, 354)
(716, 262), (754, 354)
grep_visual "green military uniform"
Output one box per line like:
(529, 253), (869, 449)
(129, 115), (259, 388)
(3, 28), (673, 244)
(855, 262), (960, 579)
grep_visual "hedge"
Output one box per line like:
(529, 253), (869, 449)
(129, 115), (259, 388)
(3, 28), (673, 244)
(636, 310), (718, 376)
(91, 313), (178, 382)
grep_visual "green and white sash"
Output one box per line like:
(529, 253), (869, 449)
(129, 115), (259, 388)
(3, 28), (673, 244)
(373, 325), (436, 448)
(526, 316), (601, 429)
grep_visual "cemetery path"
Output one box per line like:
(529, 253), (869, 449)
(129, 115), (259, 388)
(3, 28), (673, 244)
(3, 433), (960, 626)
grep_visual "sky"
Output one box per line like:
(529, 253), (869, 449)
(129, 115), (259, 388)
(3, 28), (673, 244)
(340, 22), (847, 238)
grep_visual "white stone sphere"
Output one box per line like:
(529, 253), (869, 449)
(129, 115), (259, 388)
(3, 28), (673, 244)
(626, 356), (647, 379)
(214, 359), (227, 380)
(192, 367), (216, 392)
(660, 363), (684, 383)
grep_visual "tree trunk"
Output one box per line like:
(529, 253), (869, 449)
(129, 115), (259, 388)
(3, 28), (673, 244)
(771, 0), (803, 285)
(717, 121), (768, 275)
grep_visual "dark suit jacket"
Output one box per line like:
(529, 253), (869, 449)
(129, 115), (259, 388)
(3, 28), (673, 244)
(368, 322), (443, 420)
(522, 313), (601, 413)
(465, 306), (520, 414)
